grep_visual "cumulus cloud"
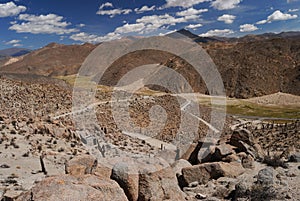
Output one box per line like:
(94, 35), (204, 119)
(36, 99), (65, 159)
(211, 0), (241, 10)
(163, 0), (210, 8)
(176, 8), (208, 17)
(135, 14), (192, 33)
(134, 5), (155, 13)
(199, 29), (234, 37)
(0, 1), (26, 17)
(115, 23), (145, 34)
(217, 14), (236, 24)
(256, 10), (298, 24)
(97, 2), (131, 18)
(70, 32), (121, 43)
(71, 12), (203, 43)
(185, 23), (203, 30)
(239, 24), (258, 32)
(9, 14), (78, 34)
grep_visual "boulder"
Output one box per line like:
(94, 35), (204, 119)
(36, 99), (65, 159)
(94, 164), (112, 179)
(200, 144), (235, 163)
(182, 162), (245, 185)
(183, 141), (215, 165)
(111, 162), (139, 201)
(138, 167), (186, 201)
(3, 190), (23, 201)
(171, 159), (192, 176)
(65, 155), (97, 176)
(171, 159), (192, 189)
(16, 175), (128, 201)
(229, 129), (254, 152)
(257, 167), (274, 185)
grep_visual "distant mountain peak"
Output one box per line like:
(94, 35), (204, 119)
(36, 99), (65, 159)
(0, 48), (31, 57)
(176, 29), (199, 39)
(45, 42), (64, 48)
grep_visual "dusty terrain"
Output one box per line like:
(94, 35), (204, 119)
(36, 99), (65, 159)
(0, 74), (299, 201)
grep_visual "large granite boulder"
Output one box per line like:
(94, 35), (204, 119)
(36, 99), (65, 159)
(16, 175), (128, 201)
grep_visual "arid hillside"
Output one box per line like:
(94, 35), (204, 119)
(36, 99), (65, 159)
(0, 31), (299, 98)
(0, 43), (96, 76)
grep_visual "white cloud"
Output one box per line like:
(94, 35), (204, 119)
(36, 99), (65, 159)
(163, 0), (211, 8)
(288, 8), (299, 12)
(6, 39), (20, 44)
(256, 10), (298, 24)
(78, 23), (85, 27)
(239, 24), (258, 32)
(211, 0), (241, 10)
(159, 29), (178, 36)
(134, 5), (155, 13)
(256, 20), (267, 24)
(176, 8), (208, 17)
(71, 12), (202, 43)
(0, 1), (26, 17)
(97, 2), (132, 18)
(70, 32), (121, 43)
(9, 14), (78, 35)
(185, 23), (203, 30)
(13, 43), (22, 47)
(217, 14), (236, 24)
(115, 23), (145, 34)
(99, 2), (113, 10)
(135, 14), (193, 33)
(199, 29), (234, 37)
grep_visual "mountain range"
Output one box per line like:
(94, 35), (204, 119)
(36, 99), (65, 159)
(0, 30), (299, 98)
(0, 48), (31, 58)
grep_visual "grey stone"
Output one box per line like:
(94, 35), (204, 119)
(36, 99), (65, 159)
(257, 167), (274, 185)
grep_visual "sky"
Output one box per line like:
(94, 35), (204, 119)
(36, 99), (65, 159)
(0, 0), (299, 49)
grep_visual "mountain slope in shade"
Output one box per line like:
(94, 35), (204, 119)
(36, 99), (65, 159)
(0, 43), (96, 76)
(0, 48), (31, 57)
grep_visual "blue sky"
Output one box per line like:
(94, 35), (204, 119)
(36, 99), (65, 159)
(0, 0), (299, 49)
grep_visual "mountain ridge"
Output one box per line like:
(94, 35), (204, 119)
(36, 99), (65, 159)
(0, 30), (299, 98)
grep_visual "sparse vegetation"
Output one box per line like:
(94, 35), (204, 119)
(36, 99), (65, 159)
(262, 151), (287, 168)
(249, 183), (277, 201)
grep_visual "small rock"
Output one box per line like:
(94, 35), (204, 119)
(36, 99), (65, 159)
(288, 153), (300, 162)
(188, 181), (199, 188)
(195, 193), (207, 199)
(0, 164), (10, 168)
(241, 155), (254, 169)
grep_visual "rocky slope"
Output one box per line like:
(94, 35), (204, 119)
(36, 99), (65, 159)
(0, 43), (96, 76)
(0, 75), (299, 200)
(97, 31), (300, 98)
